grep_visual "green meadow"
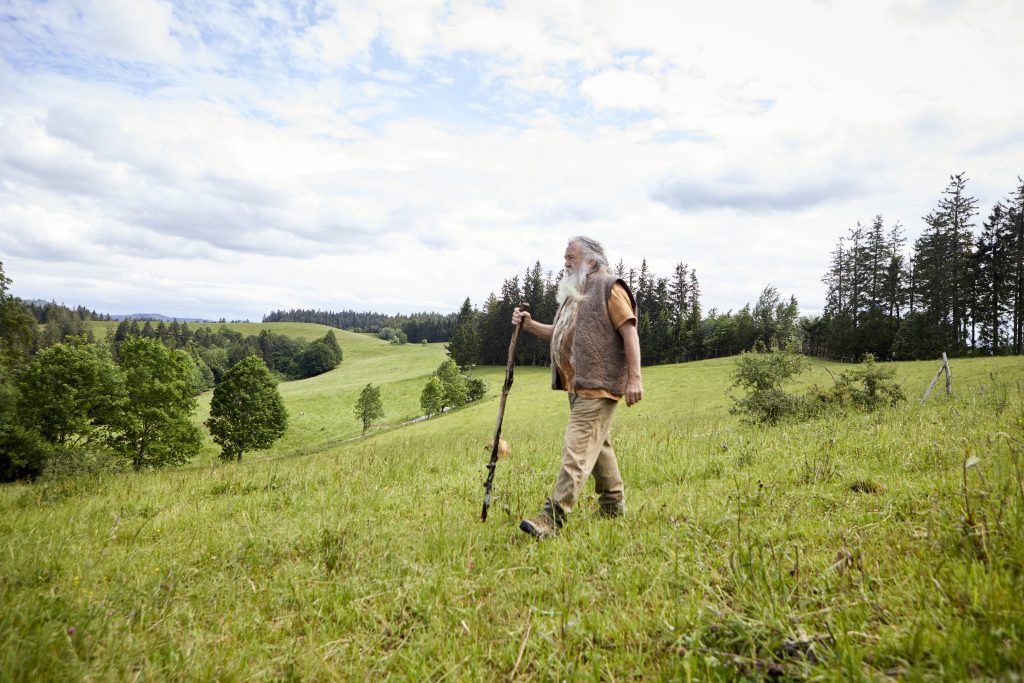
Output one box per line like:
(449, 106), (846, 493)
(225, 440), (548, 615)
(190, 328), (462, 463)
(2, 328), (1023, 679)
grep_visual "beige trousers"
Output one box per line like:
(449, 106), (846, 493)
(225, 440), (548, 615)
(549, 393), (625, 518)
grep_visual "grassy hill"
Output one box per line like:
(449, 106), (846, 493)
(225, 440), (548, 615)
(192, 329), (471, 462)
(2, 350), (1023, 679)
(85, 321), (460, 461)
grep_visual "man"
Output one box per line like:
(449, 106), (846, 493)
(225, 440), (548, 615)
(512, 236), (643, 539)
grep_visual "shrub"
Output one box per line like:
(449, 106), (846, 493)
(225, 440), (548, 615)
(731, 350), (906, 424)
(466, 376), (487, 402)
(729, 347), (809, 424)
(420, 376), (444, 416)
(814, 353), (905, 411)
(0, 424), (51, 481)
(434, 359), (467, 409)
(378, 327), (407, 344)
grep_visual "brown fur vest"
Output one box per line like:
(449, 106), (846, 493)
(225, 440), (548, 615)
(550, 272), (637, 396)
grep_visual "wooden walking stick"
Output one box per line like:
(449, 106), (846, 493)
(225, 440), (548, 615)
(481, 302), (528, 522)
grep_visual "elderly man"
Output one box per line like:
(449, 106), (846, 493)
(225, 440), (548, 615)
(512, 236), (643, 539)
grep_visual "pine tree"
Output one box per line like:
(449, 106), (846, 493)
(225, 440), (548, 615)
(669, 263), (690, 325)
(912, 174), (978, 353)
(882, 224), (907, 321)
(687, 270), (702, 321)
(1007, 178), (1024, 353)
(975, 201), (1015, 353)
(446, 298), (480, 369)
(941, 173), (979, 345)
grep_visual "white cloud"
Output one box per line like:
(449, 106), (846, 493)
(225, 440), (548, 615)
(0, 0), (1022, 320)
(580, 69), (663, 110)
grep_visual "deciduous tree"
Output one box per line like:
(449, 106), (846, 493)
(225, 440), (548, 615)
(354, 383), (384, 433)
(111, 337), (202, 470)
(207, 356), (287, 461)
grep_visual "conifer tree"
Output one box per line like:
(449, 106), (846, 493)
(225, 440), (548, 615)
(975, 199), (1016, 353)
(446, 298), (480, 369)
(1007, 178), (1024, 353)
(669, 263), (690, 325)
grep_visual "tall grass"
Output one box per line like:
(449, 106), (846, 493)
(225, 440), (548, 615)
(1, 355), (1022, 679)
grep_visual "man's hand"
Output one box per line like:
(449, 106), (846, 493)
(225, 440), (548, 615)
(617, 319), (643, 406)
(624, 376), (643, 406)
(512, 307), (532, 327)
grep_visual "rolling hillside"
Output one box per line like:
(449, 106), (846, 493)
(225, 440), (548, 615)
(2, 348), (1023, 679)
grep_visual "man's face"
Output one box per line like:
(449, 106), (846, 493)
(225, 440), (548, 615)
(564, 241), (584, 273)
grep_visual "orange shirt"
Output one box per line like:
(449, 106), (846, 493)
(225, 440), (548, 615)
(554, 282), (636, 400)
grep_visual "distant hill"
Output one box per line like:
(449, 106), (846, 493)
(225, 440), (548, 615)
(23, 299), (212, 323)
(109, 313), (212, 323)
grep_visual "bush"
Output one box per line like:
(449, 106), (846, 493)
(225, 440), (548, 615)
(378, 327), (407, 344)
(731, 350), (906, 424)
(420, 376), (444, 416)
(466, 376), (487, 402)
(434, 359), (467, 409)
(0, 424), (52, 481)
(812, 353), (905, 411)
(729, 347), (809, 424)
(41, 446), (130, 480)
(294, 341), (339, 378)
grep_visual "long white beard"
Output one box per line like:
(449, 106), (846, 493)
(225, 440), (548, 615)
(556, 267), (588, 304)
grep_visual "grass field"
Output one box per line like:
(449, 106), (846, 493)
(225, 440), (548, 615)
(2, 347), (1024, 679)
(189, 328), (461, 463)
(84, 321), (462, 462)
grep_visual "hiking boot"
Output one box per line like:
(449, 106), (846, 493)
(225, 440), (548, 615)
(597, 502), (625, 518)
(519, 511), (559, 540)
(520, 500), (566, 540)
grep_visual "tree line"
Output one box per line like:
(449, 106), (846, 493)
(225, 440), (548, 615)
(106, 319), (342, 388)
(446, 261), (801, 369)
(803, 173), (1024, 360)
(263, 308), (456, 343)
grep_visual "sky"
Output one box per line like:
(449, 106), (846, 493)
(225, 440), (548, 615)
(1, 0), (1023, 320)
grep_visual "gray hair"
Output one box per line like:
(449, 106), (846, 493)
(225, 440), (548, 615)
(569, 235), (611, 272)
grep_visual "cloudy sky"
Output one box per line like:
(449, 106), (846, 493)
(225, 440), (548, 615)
(1, 0), (1022, 320)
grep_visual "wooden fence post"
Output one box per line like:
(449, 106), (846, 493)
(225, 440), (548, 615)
(942, 352), (952, 396)
(921, 352), (952, 405)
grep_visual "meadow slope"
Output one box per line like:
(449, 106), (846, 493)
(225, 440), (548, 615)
(89, 321), (463, 462)
(2, 352), (1023, 680)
